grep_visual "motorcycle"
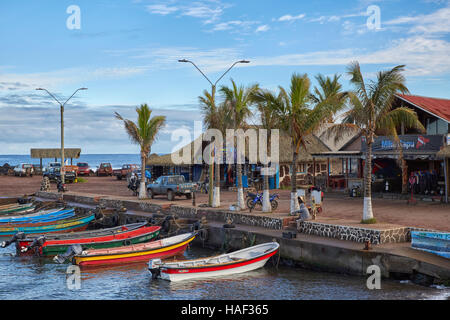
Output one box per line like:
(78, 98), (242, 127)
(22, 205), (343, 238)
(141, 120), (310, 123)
(246, 191), (279, 212)
(56, 178), (67, 193)
(127, 173), (140, 196)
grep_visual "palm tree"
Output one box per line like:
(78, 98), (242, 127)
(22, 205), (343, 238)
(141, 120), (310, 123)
(327, 62), (424, 222)
(276, 73), (343, 214)
(199, 89), (226, 207)
(312, 74), (348, 122)
(220, 79), (259, 210)
(115, 104), (166, 199)
(251, 89), (282, 212)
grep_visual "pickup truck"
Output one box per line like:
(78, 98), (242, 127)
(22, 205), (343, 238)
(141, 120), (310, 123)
(113, 164), (139, 180)
(147, 175), (195, 201)
(14, 163), (34, 177)
(97, 163), (113, 176)
(43, 166), (77, 183)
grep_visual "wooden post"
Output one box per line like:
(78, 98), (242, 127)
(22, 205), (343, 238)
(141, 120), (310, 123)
(445, 158), (449, 203)
(313, 158), (316, 186)
(345, 158), (349, 190)
(327, 157), (330, 189)
(40, 158), (42, 170)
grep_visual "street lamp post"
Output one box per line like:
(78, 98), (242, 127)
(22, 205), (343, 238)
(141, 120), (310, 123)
(178, 59), (250, 206)
(36, 87), (88, 184)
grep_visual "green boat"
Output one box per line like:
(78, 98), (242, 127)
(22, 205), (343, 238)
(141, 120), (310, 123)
(0, 203), (35, 215)
(18, 224), (161, 257)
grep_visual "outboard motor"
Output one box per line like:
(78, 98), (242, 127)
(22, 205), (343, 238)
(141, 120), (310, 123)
(21, 235), (46, 254)
(1, 231), (26, 248)
(148, 258), (162, 279)
(53, 244), (84, 264)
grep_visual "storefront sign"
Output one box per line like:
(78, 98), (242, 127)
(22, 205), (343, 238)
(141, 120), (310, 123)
(362, 135), (444, 153)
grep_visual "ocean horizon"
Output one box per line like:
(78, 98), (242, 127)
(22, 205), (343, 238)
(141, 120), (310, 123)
(0, 153), (165, 168)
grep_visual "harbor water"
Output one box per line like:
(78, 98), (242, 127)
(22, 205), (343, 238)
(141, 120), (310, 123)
(0, 244), (448, 300)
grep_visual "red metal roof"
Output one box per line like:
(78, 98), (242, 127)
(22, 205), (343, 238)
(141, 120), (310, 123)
(396, 94), (450, 122)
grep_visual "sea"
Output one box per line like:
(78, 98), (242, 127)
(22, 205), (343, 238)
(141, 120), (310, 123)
(0, 245), (448, 300)
(0, 154), (142, 169)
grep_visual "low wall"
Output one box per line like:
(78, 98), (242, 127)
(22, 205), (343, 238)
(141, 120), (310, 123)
(297, 220), (434, 244)
(35, 192), (293, 230)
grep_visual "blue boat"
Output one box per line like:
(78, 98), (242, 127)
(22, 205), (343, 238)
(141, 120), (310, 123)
(411, 231), (450, 259)
(0, 213), (95, 237)
(0, 208), (75, 224)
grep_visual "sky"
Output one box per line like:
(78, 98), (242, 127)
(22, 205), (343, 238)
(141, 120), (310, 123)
(0, 0), (449, 155)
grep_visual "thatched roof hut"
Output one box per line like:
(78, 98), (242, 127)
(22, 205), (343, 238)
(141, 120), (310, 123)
(147, 132), (330, 167)
(437, 145), (450, 158)
(30, 148), (81, 159)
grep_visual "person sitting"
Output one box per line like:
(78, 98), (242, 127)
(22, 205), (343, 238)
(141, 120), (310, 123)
(294, 196), (311, 222)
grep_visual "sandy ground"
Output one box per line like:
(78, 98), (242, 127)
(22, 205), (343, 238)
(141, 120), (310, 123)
(1, 175), (449, 231)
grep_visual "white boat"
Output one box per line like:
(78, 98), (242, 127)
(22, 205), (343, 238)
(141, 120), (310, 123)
(148, 242), (279, 282)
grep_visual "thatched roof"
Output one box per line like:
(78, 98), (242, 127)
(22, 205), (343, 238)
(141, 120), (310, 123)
(30, 148), (81, 159)
(147, 132), (330, 166)
(437, 145), (450, 158)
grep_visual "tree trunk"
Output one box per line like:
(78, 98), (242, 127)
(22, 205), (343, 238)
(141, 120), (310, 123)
(363, 139), (374, 221)
(138, 153), (148, 199)
(262, 163), (271, 213)
(213, 141), (221, 208)
(237, 161), (245, 210)
(290, 144), (299, 214)
(398, 147), (408, 194)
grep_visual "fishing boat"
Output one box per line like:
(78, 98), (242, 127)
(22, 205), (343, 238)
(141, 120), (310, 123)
(18, 223), (161, 257)
(0, 203), (35, 214)
(411, 231), (449, 259)
(0, 208), (74, 224)
(0, 212), (95, 237)
(72, 232), (196, 267)
(148, 242), (280, 281)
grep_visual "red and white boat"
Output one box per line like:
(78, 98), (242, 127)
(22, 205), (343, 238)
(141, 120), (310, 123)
(148, 242), (279, 281)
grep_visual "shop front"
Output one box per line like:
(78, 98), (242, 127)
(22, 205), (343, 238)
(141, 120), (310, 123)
(363, 134), (446, 196)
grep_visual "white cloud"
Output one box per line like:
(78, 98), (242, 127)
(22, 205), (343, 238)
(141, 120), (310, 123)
(384, 7), (450, 34)
(278, 14), (305, 22)
(255, 25), (270, 32)
(144, 1), (228, 24)
(145, 4), (179, 15)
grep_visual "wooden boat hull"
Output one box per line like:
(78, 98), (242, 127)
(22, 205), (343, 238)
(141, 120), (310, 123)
(411, 231), (449, 259)
(18, 226), (161, 256)
(149, 242), (279, 282)
(74, 232), (196, 267)
(0, 208), (74, 225)
(0, 213), (95, 237)
(0, 203), (35, 214)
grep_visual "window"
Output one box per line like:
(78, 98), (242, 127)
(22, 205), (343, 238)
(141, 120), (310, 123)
(427, 118), (449, 135)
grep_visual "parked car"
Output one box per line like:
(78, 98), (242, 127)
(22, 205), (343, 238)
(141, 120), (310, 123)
(113, 164), (139, 180)
(43, 166), (77, 183)
(14, 163), (34, 177)
(146, 175), (195, 201)
(43, 162), (61, 175)
(97, 163), (113, 176)
(76, 162), (92, 176)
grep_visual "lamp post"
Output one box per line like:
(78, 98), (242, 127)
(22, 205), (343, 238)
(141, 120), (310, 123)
(178, 59), (250, 207)
(36, 87), (88, 184)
